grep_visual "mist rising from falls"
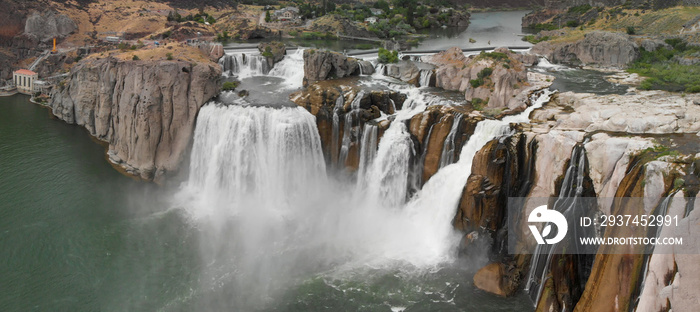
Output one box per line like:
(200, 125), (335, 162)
(180, 49), (555, 307)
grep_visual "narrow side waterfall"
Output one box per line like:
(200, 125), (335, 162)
(356, 123), (378, 190)
(419, 69), (434, 87)
(374, 63), (386, 76)
(362, 122), (414, 207)
(439, 113), (464, 168)
(524, 143), (596, 308)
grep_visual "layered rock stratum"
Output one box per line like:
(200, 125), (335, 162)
(531, 31), (639, 68)
(48, 56), (221, 182)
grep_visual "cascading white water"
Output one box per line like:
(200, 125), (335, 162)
(439, 113), (463, 168)
(183, 104), (326, 209)
(356, 123), (378, 190)
(181, 45), (555, 308)
(219, 53), (270, 78)
(338, 91), (365, 167)
(218, 49), (304, 89)
(267, 49), (305, 89)
(374, 63), (386, 76)
(419, 69), (434, 87)
(362, 122), (414, 207)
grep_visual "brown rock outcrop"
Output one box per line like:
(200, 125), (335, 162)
(303, 50), (361, 87)
(24, 11), (77, 42)
(422, 47), (529, 109)
(48, 57), (221, 182)
(385, 61), (421, 86)
(454, 137), (521, 233)
(291, 79), (406, 167)
(258, 41), (286, 68)
(409, 106), (479, 183)
(474, 262), (520, 297)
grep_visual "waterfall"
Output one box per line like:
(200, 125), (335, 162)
(524, 143), (596, 307)
(356, 123), (378, 190)
(178, 54), (555, 306)
(338, 91), (365, 168)
(438, 113), (464, 168)
(362, 122), (414, 207)
(183, 104), (326, 205)
(374, 63), (386, 76)
(267, 49), (305, 89)
(219, 53), (270, 78)
(418, 69), (434, 87)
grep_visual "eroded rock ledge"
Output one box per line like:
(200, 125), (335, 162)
(422, 47), (540, 110)
(49, 57), (221, 182)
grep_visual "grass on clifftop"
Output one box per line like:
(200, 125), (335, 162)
(532, 6), (700, 45)
(88, 42), (212, 64)
(587, 6), (700, 37)
(628, 39), (700, 93)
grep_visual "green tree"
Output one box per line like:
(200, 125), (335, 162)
(374, 0), (390, 13)
(265, 10), (272, 23)
(377, 48), (399, 64)
(393, 0), (417, 25)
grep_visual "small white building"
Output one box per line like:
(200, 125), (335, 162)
(365, 16), (378, 24)
(13, 69), (38, 95)
(274, 7), (299, 21)
(33, 80), (50, 94)
(370, 8), (384, 16)
(105, 36), (122, 43)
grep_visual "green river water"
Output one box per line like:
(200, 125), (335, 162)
(0, 95), (534, 311)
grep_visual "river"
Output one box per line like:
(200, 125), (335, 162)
(0, 91), (534, 312)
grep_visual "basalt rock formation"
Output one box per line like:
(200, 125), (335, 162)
(409, 106), (480, 183)
(302, 50), (361, 87)
(384, 61), (423, 86)
(258, 41), (286, 68)
(291, 79), (406, 168)
(422, 47), (544, 110)
(48, 57), (221, 182)
(23, 11), (77, 42)
(463, 89), (700, 312)
(531, 31), (640, 68)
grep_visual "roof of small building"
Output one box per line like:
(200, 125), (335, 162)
(14, 69), (37, 76)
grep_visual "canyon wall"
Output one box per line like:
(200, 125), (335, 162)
(531, 31), (639, 68)
(48, 57), (221, 182)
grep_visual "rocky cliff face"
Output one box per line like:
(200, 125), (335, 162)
(531, 31), (639, 68)
(422, 47), (544, 110)
(24, 11), (77, 42)
(463, 89), (700, 311)
(48, 57), (221, 182)
(303, 50), (361, 87)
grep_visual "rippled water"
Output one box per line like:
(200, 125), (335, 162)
(0, 91), (536, 311)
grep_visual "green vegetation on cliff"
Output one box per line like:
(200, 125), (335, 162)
(377, 48), (399, 63)
(628, 38), (700, 93)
